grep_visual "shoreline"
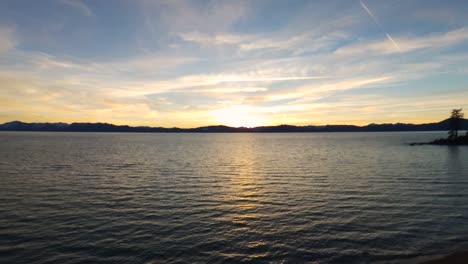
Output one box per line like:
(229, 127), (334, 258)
(1, 120), (467, 133)
(410, 134), (468, 146)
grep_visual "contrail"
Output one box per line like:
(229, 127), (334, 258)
(359, 1), (400, 51)
(385, 33), (400, 51)
(360, 1), (379, 23)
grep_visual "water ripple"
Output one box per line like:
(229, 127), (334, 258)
(1, 132), (468, 263)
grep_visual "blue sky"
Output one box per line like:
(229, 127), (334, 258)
(1, 0), (468, 127)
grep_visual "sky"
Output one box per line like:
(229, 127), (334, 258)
(1, 0), (468, 127)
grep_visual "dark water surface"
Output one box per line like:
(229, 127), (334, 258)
(1, 132), (468, 264)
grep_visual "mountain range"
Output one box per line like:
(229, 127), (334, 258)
(1, 119), (467, 133)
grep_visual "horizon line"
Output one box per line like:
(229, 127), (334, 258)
(0, 117), (462, 130)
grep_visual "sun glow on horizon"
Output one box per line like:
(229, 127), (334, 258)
(211, 105), (268, 128)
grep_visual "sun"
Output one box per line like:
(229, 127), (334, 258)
(212, 105), (267, 128)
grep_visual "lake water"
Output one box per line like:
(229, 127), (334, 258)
(1, 132), (467, 264)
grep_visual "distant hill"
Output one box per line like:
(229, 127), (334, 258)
(0, 119), (467, 133)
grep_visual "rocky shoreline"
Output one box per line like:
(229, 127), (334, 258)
(410, 135), (468, 146)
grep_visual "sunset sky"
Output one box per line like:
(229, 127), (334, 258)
(1, 0), (468, 127)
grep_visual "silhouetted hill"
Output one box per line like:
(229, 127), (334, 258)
(1, 119), (467, 133)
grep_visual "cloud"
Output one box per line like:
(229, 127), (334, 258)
(2, 0), (468, 127)
(106, 74), (329, 98)
(107, 53), (199, 73)
(3, 36), (461, 126)
(303, 89), (468, 124)
(335, 27), (468, 56)
(249, 76), (393, 105)
(142, 0), (249, 33)
(215, 75), (327, 83)
(179, 30), (348, 58)
(61, 0), (93, 17)
(394, 28), (468, 51)
(0, 27), (16, 55)
(413, 7), (466, 25)
(193, 86), (268, 94)
(0, 71), (164, 125)
(5, 50), (200, 82)
(179, 31), (246, 45)
(239, 33), (310, 51)
(302, 76), (391, 97)
(28, 52), (96, 71)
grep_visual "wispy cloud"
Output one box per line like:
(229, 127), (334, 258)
(194, 87), (268, 94)
(239, 33), (311, 51)
(179, 32), (246, 45)
(219, 76), (329, 83)
(0, 26), (16, 55)
(61, 0), (93, 17)
(335, 27), (468, 56)
(142, 0), (249, 34)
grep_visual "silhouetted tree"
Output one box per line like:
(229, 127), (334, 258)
(448, 108), (464, 140)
